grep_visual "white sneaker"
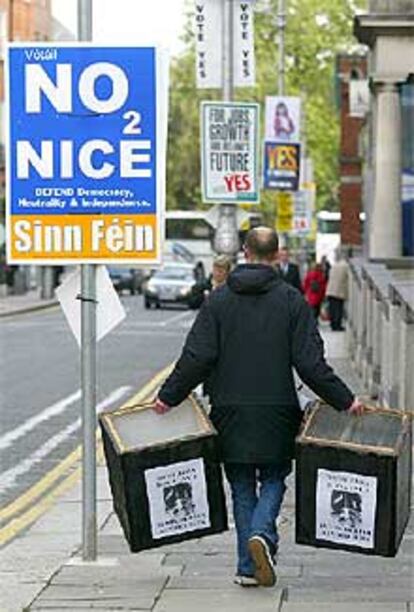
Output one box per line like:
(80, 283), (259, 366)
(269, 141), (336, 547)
(248, 535), (277, 587)
(233, 575), (259, 587)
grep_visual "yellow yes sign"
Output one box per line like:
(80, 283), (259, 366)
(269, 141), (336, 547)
(263, 142), (301, 191)
(275, 192), (293, 232)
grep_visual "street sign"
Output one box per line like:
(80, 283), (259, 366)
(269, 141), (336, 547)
(263, 141), (301, 191)
(6, 43), (169, 265)
(201, 101), (260, 203)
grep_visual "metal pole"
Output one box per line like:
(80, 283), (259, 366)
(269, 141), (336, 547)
(214, 0), (239, 257)
(277, 0), (289, 247)
(277, 0), (285, 96)
(78, 0), (97, 562)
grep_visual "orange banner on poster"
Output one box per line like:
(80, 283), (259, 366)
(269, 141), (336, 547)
(9, 214), (158, 263)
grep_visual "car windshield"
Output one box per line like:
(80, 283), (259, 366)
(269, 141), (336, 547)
(153, 267), (193, 281)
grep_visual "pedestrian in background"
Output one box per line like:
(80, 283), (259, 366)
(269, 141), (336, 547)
(326, 251), (349, 331)
(320, 255), (331, 281)
(210, 255), (232, 290)
(302, 261), (327, 320)
(276, 246), (302, 292)
(154, 227), (363, 588)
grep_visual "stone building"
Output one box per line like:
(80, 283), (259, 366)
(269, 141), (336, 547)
(354, 0), (414, 257)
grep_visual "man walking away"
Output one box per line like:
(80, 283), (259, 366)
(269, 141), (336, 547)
(154, 227), (363, 588)
(276, 247), (302, 292)
(326, 251), (349, 331)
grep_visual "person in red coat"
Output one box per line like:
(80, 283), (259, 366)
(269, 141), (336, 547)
(303, 262), (327, 320)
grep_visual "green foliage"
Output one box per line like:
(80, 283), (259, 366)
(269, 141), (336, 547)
(166, 0), (366, 213)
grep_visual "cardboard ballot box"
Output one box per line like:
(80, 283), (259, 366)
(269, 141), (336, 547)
(99, 395), (228, 552)
(295, 403), (412, 557)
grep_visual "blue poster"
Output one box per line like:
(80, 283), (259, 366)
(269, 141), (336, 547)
(6, 44), (169, 264)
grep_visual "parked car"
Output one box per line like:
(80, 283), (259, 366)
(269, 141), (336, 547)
(143, 262), (206, 309)
(107, 266), (146, 295)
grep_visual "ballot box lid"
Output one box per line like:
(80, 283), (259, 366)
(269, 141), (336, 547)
(297, 403), (410, 456)
(100, 395), (215, 454)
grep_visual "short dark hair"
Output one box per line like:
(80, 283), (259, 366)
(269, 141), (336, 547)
(244, 227), (279, 260)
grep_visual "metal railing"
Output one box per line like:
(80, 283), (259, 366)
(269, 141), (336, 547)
(347, 258), (414, 412)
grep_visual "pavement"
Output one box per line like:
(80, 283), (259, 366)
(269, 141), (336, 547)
(0, 292), (413, 611)
(0, 288), (58, 318)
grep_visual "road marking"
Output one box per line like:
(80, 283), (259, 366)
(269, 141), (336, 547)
(0, 364), (173, 544)
(0, 386), (131, 496)
(158, 310), (194, 328)
(0, 468), (81, 546)
(0, 390), (81, 451)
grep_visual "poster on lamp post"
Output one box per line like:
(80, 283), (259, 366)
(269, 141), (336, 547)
(201, 101), (260, 203)
(265, 96), (301, 142)
(5, 43), (169, 265)
(263, 141), (301, 191)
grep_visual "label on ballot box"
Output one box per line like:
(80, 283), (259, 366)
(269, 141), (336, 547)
(316, 469), (377, 549)
(145, 458), (211, 539)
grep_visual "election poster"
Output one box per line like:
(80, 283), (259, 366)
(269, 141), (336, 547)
(144, 458), (211, 540)
(291, 190), (313, 234)
(263, 142), (301, 191)
(275, 192), (293, 233)
(316, 469), (377, 549)
(194, 1), (255, 89)
(265, 96), (301, 142)
(201, 101), (259, 203)
(6, 43), (169, 265)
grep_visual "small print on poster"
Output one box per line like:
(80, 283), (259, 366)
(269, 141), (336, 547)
(144, 458), (211, 539)
(316, 469), (377, 549)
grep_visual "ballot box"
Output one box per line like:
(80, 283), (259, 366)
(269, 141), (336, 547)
(99, 395), (228, 552)
(295, 403), (412, 557)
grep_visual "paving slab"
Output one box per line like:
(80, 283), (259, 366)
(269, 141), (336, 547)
(0, 580), (48, 612)
(280, 604), (407, 612)
(52, 557), (182, 585)
(153, 587), (285, 612)
(284, 577), (413, 603)
(30, 576), (168, 610)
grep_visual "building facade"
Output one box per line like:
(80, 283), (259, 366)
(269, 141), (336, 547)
(0, 0), (52, 193)
(354, 0), (414, 257)
(336, 54), (368, 249)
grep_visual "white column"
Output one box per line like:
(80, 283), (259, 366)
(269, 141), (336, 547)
(370, 82), (402, 258)
(398, 317), (414, 412)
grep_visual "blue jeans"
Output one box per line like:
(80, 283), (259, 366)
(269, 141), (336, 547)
(224, 462), (291, 577)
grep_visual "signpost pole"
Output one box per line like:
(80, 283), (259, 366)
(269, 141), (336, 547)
(277, 0), (289, 247)
(78, 0), (97, 562)
(214, 0), (239, 257)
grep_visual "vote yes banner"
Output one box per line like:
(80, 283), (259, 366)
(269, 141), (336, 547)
(201, 101), (259, 203)
(6, 44), (169, 264)
(194, 1), (255, 89)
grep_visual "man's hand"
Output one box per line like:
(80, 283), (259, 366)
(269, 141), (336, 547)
(348, 398), (364, 416)
(153, 397), (172, 415)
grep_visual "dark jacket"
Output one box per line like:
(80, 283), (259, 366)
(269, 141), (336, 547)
(277, 262), (302, 292)
(159, 264), (354, 464)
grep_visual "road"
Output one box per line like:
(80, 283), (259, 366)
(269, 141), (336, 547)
(0, 297), (195, 512)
